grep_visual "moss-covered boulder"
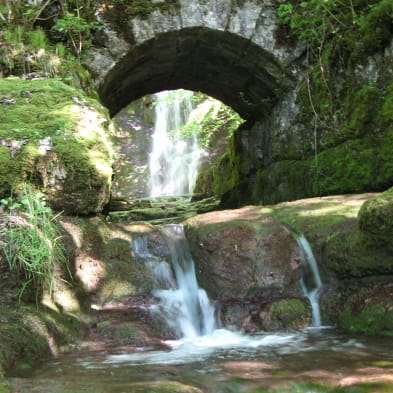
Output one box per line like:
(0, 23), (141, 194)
(0, 77), (114, 215)
(358, 187), (393, 249)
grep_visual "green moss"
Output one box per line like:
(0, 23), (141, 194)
(339, 295), (393, 336)
(254, 382), (393, 393)
(265, 299), (310, 330)
(0, 381), (10, 393)
(345, 86), (382, 135)
(0, 300), (82, 373)
(358, 187), (393, 248)
(359, 0), (393, 53)
(252, 130), (393, 206)
(270, 194), (393, 278)
(0, 77), (113, 214)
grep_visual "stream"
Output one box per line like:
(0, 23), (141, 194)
(8, 328), (393, 393)
(7, 91), (393, 393)
(7, 225), (393, 393)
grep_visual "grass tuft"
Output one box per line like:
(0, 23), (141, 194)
(1, 183), (69, 301)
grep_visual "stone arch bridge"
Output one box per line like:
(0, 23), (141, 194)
(85, 0), (304, 122)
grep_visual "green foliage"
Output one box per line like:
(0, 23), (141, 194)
(1, 184), (69, 301)
(181, 95), (244, 148)
(0, 0), (101, 85)
(277, 0), (393, 55)
(156, 91), (244, 148)
(276, 0), (393, 116)
(53, 9), (102, 57)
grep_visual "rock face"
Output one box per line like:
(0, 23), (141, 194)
(183, 194), (393, 334)
(111, 96), (154, 200)
(59, 216), (173, 309)
(0, 78), (114, 215)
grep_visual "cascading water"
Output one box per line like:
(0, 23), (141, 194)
(297, 234), (323, 327)
(132, 224), (216, 339)
(148, 90), (203, 198)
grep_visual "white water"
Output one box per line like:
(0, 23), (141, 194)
(148, 90), (203, 197)
(132, 224), (216, 339)
(297, 234), (323, 327)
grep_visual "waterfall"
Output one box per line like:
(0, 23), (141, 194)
(132, 224), (216, 339)
(148, 90), (203, 198)
(296, 234), (322, 327)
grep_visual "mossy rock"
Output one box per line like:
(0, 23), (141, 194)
(358, 187), (393, 249)
(59, 216), (170, 306)
(0, 299), (82, 374)
(271, 194), (393, 278)
(260, 298), (310, 331)
(252, 131), (393, 206)
(338, 278), (393, 336)
(0, 77), (114, 215)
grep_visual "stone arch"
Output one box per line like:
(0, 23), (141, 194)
(96, 26), (296, 121)
(82, 0), (306, 206)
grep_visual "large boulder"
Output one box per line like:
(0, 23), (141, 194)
(0, 77), (114, 215)
(184, 206), (308, 331)
(184, 206), (302, 300)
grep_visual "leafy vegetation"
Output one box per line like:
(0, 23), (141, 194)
(276, 0), (393, 124)
(0, 184), (69, 301)
(180, 94), (244, 148)
(0, 0), (100, 89)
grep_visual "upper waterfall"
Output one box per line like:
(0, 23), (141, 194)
(148, 90), (203, 198)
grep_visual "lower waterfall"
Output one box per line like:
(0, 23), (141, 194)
(297, 234), (323, 327)
(132, 224), (216, 339)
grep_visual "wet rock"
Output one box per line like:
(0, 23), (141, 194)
(108, 196), (220, 224)
(111, 97), (155, 200)
(125, 381), (204, 393)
